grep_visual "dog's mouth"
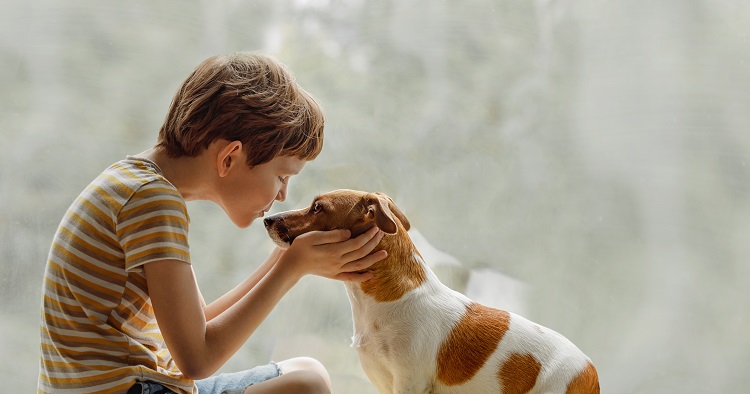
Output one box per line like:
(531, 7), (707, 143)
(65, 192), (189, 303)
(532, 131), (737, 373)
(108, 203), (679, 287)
(282, 231), (297, 245)
(263, 217), (298, 248)
(276, 230), (296, 246)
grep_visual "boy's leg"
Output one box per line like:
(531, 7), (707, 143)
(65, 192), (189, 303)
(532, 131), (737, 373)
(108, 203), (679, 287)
(278, 357), (332, 390)
(243, 357), (331, 394)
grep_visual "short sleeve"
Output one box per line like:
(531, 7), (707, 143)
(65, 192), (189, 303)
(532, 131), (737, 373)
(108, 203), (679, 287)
(116, 181), (190, 271)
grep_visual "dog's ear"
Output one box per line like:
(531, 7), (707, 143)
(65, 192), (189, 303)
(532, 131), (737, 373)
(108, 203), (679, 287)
(367, 193), (410, 234)
(375, 192), (410, 232)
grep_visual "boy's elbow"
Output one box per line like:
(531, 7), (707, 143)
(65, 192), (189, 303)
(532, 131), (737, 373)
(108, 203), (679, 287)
(173, 353), (219, 380)
(166, 329), (226, 380)
(178, 361), (216, 380)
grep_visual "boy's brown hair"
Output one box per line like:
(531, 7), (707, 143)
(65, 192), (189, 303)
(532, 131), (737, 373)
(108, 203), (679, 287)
(157, 52), (324, 167)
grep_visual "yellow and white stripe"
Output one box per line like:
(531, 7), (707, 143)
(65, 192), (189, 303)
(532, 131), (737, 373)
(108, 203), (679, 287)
(39, 158), (195, 393)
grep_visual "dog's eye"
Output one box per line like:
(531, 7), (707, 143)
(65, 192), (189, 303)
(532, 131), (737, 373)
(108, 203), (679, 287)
(311, 202), (322, 213)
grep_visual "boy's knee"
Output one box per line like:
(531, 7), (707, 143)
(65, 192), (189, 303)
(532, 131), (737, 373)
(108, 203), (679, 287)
(282, 370), (330, 394)
(278, 357), (331, 393)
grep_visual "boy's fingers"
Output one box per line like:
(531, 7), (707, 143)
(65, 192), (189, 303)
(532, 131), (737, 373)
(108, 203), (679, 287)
(341, 250), (387, 273)
(342, 229), (385, 261)
(341, 226), (380, 251)
(304, 229), (351, 245)
(335, 270), (375, 283)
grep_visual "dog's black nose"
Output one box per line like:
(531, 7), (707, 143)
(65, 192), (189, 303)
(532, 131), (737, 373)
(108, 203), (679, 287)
(263, 217), (274, 228)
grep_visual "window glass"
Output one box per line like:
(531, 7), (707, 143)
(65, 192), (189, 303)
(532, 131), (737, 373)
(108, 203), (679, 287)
(2, 0), (749, 392)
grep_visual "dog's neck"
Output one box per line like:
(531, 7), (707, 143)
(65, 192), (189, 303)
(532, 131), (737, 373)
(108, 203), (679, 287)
(355, 224), (428, 302)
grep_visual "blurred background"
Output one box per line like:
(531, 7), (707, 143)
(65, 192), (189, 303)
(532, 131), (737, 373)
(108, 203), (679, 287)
(2, 0), (749, 392)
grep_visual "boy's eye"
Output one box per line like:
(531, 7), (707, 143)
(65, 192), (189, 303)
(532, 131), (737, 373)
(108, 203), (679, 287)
(279, 176), (289, 184)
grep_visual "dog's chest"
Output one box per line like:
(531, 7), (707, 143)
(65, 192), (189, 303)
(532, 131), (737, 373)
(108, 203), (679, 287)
(346, 280), (471, 388)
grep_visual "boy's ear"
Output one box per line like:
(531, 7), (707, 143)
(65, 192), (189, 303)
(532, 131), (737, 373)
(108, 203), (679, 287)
(217, 140), (243, 177)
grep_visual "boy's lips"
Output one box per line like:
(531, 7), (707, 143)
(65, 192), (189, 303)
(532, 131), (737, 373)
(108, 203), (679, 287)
(258, 205), (273, 217)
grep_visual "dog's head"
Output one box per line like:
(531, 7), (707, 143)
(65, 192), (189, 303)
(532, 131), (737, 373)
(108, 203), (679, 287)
(264, 189), (410, 249)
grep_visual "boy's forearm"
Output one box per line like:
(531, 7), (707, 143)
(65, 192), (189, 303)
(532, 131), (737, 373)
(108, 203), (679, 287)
(201, 263), (301, 376)
(146, 256), (299, 379)
(203, 252), (279, 321)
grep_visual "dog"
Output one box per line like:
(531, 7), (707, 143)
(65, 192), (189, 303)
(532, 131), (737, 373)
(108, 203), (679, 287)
(264, 189), (599, 393)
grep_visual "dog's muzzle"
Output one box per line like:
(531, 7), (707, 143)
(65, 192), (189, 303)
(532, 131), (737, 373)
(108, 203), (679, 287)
(264, 216), (295, 246)
(262, 216), (278, 229)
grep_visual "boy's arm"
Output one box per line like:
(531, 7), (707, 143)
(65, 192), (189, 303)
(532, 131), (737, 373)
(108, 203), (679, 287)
(144, 227), (385, 380)
(201, 247), (283, 322)
(192, 267), (207, 309)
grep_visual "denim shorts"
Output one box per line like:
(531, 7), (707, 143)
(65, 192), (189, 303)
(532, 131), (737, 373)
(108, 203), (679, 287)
(195, 362), (282, 394)
(128, 362), (282, 394)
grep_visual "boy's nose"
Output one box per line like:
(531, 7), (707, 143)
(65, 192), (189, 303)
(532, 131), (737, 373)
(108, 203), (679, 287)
(276, 184), (287, 202)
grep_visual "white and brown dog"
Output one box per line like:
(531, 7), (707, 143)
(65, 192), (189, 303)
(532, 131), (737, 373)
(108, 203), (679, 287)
(264, 189), (599, 394)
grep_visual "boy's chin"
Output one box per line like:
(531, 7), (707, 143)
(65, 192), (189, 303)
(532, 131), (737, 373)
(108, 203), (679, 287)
(230, 216), (256, 229)
(220, 207), (258, 229)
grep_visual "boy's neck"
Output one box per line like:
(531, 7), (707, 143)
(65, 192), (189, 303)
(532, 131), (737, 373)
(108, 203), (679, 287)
(136, 146), (215, 202)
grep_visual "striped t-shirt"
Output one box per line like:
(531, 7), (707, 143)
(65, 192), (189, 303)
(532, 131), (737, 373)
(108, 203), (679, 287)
(39, 157), (195, 393)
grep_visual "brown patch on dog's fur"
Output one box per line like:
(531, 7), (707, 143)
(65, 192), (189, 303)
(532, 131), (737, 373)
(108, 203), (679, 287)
(498, 353), (541, 394)
(565, 361), (600, 394)
(359, 226), (427, 302)
(437, 302), (510, 386)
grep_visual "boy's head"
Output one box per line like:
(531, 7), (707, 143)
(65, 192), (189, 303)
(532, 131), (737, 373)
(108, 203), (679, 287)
(157, 52), (324, 167)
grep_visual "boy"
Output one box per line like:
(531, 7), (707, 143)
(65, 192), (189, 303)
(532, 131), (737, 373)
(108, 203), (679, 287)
(38, 52), (387, 394)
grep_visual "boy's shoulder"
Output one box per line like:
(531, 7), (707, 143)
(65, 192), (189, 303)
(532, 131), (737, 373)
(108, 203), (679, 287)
(106, 156), (173, 189)
(86, 156), (183, 208)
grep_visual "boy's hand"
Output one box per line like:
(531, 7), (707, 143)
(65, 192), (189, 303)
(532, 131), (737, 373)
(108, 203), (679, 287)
(277, 226), (387, 283)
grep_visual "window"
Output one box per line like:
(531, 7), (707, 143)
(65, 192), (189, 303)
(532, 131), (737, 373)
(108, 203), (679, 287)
(2, 1), (748, 392)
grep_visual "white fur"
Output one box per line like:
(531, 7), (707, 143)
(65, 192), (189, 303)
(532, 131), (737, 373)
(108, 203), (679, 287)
(345, 251), (593, 394)
(346, 252), (470, 393)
